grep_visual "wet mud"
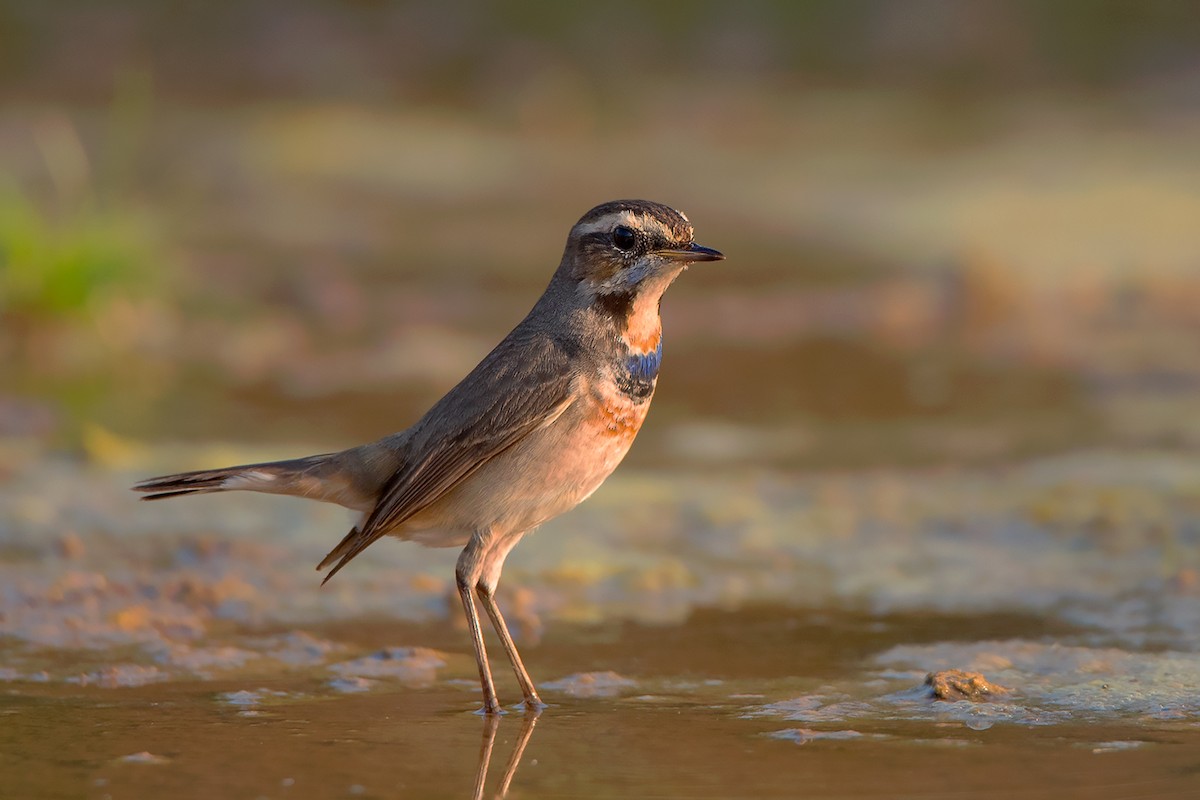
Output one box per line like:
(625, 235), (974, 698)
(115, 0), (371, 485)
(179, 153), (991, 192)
(3, 449), (1199, 798)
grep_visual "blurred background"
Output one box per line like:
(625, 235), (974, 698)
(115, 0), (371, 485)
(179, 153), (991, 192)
(5, 4), (1200, 797)
(3, 0), (1199, 469)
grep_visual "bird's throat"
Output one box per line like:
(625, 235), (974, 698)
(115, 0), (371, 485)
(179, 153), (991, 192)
(615, 337), (661, 402)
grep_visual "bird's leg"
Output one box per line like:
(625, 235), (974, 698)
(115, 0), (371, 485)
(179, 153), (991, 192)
(477, 583), (544, 708)
(476, 533), (544, 709)
(457, 538), (502, 715)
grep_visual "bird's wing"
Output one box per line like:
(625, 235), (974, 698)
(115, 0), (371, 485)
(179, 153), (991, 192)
(318, 331), (578, 583)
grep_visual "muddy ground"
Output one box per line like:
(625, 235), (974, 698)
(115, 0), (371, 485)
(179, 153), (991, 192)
(3, 444), (1199, 798)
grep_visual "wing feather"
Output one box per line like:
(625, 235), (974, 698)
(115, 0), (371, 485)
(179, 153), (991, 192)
(319, 332), (577, 583)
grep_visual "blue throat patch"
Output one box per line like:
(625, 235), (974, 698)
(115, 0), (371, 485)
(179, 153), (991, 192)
(625, 339), (663, 382)
(616, 339), (662, 401)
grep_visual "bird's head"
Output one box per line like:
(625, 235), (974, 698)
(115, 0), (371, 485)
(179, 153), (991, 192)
(559, 200), (723, 317)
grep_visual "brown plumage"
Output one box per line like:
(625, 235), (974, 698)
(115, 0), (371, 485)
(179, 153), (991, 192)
(134, 199), (723, 714)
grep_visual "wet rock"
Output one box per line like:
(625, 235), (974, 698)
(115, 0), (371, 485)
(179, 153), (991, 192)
(924, 669), (1009, 702)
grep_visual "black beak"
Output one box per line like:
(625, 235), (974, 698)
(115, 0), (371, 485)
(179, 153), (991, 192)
(658, 242), (725, 263)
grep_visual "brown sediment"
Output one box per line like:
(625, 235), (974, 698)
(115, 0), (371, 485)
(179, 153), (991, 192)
(925, 669), (1010, 702)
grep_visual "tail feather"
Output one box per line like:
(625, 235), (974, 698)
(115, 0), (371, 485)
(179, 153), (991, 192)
(136, 487), (215, 501)
(316, 525), (362, 574)
(134, 448), (397, 584)
(132, 456), (331, 502)
(134, 467), (250, 500)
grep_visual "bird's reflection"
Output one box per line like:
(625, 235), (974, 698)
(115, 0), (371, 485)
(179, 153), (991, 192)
(472, 708), (541, 800)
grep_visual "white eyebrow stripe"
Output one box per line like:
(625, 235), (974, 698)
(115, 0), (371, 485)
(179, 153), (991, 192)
(572, 211), (675, 240)
(572, 211), (640, 238)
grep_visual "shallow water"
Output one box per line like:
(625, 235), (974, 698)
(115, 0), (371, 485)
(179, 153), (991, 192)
(3, 451), (1199, 797)
(6, 610), (1200, 800)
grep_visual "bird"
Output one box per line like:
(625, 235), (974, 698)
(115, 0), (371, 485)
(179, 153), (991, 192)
(133, 199), (724, 714)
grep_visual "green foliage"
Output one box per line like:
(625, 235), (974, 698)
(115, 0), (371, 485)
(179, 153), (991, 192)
(0, 185), (155, 319)
(0, 68), (158, 321)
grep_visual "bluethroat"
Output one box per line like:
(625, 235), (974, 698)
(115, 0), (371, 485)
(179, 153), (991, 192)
(135, 199), (724, 714)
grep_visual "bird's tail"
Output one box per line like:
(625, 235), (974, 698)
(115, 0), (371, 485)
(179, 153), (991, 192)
(132, 454), (336, 502)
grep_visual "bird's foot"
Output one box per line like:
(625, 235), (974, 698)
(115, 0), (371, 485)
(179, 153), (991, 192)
(473, 700), (506, 716)
(518, 695), (547, 712)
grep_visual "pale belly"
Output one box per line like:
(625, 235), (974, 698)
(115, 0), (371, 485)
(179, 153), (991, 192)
(396, 380), (652, 546)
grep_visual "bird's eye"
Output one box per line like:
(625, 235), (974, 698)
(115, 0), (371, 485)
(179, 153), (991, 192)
(611, 226), (637, 252)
